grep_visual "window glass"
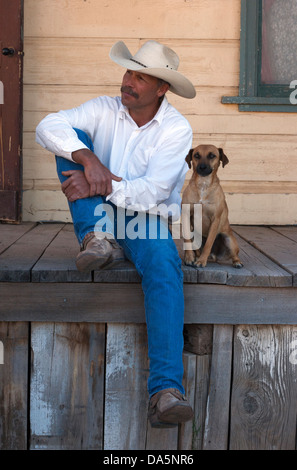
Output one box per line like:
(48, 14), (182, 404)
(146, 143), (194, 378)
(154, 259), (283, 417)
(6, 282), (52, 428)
(261, 0), (297, 85)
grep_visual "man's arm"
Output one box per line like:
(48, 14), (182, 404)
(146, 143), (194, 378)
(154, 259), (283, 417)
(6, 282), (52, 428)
(36, 99), (121, 199)
(70, 148), (121, 198)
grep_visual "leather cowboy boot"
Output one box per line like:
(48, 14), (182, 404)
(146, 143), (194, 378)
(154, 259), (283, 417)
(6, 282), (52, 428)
(76, 232), (125, 272)
(148, 388), (194, 428)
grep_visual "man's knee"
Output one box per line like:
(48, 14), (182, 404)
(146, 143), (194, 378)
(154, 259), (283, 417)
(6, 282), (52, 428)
(55, 128), (94, 182)
(73, 128), (94, 152)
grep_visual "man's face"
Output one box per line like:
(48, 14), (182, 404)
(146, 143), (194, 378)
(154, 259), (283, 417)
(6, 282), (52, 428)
(121, 70), (168, 111)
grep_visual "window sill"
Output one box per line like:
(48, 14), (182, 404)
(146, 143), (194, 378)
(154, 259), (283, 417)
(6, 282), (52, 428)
(221, 96), (297, 113)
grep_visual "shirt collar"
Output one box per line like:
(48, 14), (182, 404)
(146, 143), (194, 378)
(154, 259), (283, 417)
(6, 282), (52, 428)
(119, 95), (169, 128)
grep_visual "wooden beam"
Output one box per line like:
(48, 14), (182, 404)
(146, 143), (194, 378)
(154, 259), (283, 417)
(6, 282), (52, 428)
(1, 282), (297, 324)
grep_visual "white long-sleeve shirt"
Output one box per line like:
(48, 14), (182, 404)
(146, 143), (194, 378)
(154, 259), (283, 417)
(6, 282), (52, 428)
(36, 95), (192, 220)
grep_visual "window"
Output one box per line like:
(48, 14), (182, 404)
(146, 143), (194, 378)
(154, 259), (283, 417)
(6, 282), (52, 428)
(222, 0), (297, 112)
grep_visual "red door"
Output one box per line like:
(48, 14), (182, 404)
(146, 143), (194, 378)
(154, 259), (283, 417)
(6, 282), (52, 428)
(0, 0), (24, 222)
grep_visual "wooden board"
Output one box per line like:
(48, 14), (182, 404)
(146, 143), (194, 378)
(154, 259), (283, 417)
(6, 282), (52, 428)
(24, 128), (297, 184)
(0, 223), (64, 281)
(272, 226), (297, 244)
(30, 322), (106, 449)
(0, 222), (36, 254)
(24, 38), (238, 89)
(24, 0), (240, 40)
(202, 325), (233, 450)
(233, 226), (297, 285)
(178, 351), (197, 450)
(229, 233), (292, 287)
(104, 323), (150, 450)
(230, 325), (297, 450)
(192, 355), (212, 450)
(1, 282), (297, 324)
(0, 322), (29, 450)
(32, 224), (91, 282)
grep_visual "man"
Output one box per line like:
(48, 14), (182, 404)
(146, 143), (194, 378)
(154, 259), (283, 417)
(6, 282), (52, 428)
(36, 40), (196, 428)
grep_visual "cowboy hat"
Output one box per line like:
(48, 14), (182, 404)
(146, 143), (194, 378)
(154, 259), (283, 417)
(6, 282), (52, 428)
(109, 40), (196, 99)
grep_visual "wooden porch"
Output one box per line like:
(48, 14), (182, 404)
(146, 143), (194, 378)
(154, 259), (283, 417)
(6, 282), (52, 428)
(0, 222), (297, 450)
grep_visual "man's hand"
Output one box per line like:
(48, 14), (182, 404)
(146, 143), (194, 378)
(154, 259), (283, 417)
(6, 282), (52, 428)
(61, 170), (90, 202)
(72, 148), (122, 197)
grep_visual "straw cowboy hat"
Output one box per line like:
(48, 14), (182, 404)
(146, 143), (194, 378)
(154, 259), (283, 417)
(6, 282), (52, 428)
(109, 40), (196, 99)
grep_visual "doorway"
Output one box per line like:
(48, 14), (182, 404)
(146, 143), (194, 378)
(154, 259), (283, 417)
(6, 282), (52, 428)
(0, 0), (24, 222)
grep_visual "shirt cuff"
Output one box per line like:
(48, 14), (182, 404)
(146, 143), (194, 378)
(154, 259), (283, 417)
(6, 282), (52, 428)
(106, 180), (127, 207)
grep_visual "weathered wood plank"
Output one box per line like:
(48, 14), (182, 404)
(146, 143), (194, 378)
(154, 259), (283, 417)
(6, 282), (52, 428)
(226, 193), (297, 226)
(104, 323), (149, 450)
(24, 130), (297, 183)
(0, 222), (36, 254)
(176, 235), (241, 286)
(145, 418), (178, 451)
(26, 107), (297, 137)
(24, 38), (238, 88)
(192, 355), (211, 450)
(178, 352), (197, 450)
(228, 233), (292, 287)
(0, 322), (29, 450)
(22, 189), (70, 222)
(23, 84), (239, 116)
(32, 224), (91, 282)
(0, 223), (64, 281)
(22, 189), (297, 226)
(233, 226), (297, 285)
(24, 0), (240, 40)
(176, 232), (291, 287)
(1, 282), (297, 324)
(94, 261), (141, 283)
(30, 322), (105, 449)
(230, 325), (297, 450)
(203, 325), (233, 450)
(272, 226), (297, 244)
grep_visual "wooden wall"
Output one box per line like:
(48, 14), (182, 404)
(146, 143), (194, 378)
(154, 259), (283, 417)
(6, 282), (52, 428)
(2, 321), (297, 450)
(23, 0), (297, 225)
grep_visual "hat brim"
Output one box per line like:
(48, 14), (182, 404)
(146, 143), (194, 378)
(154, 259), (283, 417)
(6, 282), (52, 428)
(109, 41), (196, 99)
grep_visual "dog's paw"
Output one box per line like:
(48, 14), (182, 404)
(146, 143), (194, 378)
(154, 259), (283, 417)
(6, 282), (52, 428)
(184, 251), (196, 266)
(233, 260), (243, 269)
(194, 257), (208, 268)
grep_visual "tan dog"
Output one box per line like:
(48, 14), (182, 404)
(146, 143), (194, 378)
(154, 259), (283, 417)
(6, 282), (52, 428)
(182, 144), (243, 268)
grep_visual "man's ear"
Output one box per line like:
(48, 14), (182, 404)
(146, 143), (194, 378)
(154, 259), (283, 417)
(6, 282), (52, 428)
(185, 149), (194, 169)
(218, 148), (229, 168)
(157, 81), (170, 98)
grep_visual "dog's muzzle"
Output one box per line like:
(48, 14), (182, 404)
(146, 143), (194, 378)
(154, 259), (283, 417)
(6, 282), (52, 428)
(196, 164), (213, 177)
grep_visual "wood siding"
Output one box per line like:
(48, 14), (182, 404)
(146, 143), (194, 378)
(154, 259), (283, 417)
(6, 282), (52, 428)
(23, 0), (297, 224)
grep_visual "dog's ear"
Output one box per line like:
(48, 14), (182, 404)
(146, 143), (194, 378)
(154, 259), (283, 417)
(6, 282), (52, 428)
(185, 149), (194, 169)
(219, 148), (229, 168)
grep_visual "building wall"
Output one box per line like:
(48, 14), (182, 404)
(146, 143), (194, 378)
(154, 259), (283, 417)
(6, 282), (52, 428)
(23, 0), (297, 224)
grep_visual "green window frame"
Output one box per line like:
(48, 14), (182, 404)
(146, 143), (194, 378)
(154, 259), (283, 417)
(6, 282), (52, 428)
(222, 0), (297, 112)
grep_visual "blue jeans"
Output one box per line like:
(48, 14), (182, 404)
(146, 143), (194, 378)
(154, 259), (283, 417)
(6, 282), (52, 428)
(56, 129), (185, 397)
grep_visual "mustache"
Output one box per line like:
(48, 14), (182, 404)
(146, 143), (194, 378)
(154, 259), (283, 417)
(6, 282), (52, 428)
(121, 86), (139, 99)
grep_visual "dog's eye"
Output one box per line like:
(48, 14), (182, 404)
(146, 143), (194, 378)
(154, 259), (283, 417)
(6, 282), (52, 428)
(208, 153), (216, 159)
(193, 153), (201, 159)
